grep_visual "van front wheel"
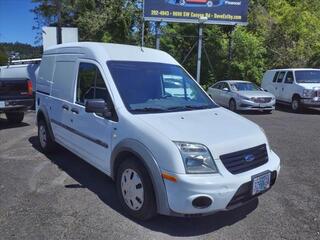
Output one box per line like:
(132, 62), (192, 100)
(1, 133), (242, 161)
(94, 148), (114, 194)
(291, 96), (302, 112)
(38, 120), (55, 153)
(116, 157), (157, 220)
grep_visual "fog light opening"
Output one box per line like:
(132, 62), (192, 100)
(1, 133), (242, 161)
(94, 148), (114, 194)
(192, 196), (212, 209)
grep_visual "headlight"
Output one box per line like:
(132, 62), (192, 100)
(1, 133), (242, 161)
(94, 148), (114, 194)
(303, 89), (314, 98)
(174, 142), (218, 174)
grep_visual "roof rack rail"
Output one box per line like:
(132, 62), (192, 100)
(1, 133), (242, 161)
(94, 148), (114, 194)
(8, 58), (42, 66)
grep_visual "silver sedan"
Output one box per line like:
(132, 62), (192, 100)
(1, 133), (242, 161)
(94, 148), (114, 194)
(207, 80), (276, 113)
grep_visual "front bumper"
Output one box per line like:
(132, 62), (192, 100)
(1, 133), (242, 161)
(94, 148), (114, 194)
(0, 98), (34, 112)
(237, 99), (276, 111)
(163, 150), (280, 216)
(301, 98), (320, 108)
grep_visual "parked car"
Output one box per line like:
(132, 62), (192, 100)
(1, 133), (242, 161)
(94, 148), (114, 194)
(0, 77), (34, 123)
(207, 80), (276, 113)
(262, 68), (320, 112)
(36, 42), (280, 220)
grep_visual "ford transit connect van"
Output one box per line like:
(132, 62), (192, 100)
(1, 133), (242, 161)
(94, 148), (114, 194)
(261, 69), (320, 112)
(36, 42), (280, 220)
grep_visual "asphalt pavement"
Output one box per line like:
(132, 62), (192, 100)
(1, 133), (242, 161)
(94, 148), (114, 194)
(0, 107), (319, 240)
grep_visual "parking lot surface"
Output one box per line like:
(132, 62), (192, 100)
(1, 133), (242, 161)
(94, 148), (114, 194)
(0, 108), (319, 240)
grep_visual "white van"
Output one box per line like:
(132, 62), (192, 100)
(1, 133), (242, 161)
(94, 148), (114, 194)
(261, 69), (320, 112)
(36, 42), (280, 220)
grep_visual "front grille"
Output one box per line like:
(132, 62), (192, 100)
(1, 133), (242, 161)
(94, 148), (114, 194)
(253, 97), (272, 103)
(226, 171), (277, 209)
(220, 144), (268, 174)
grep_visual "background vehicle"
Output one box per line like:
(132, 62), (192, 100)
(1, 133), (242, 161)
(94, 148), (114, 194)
(0, 58), (40, 96)
(262, 68), (320, 112)
(36, 42), (280, 220)
(207, 80), (276, 113)
(0, 77), (34, 123)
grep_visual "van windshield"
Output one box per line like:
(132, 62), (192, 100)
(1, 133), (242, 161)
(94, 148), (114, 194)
(295, 70), (320, 83)
(107, 61), (217, 113)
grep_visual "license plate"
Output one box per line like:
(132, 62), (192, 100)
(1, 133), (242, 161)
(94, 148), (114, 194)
(0, 101), (5, 108)
(252, 172), (271, 196)
(259, 104), (267, 108)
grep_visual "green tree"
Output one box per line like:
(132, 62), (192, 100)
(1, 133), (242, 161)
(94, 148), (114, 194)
(0, 47), (7, 66)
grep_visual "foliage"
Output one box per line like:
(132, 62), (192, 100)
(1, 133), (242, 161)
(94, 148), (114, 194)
(0, 47), (7, 66)
(0, 42), (42, 61)
(30, 0), (320, 86)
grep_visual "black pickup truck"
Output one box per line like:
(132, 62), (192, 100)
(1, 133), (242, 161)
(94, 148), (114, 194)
(0, 78), (34, 123)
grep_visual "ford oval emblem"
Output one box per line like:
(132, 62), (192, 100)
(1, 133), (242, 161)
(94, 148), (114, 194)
(244, 154), (255, 162)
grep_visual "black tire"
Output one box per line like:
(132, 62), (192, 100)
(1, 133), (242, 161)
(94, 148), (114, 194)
(291, 96), (302, 113)
(229, 99), (237, 112)
(38, 119), (55, 154)
(116, 157), (157, 220)
(5, 111), (24, 124)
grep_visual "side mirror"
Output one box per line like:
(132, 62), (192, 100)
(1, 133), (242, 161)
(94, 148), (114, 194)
(222, 87), (229, 92)
(85, 99), (112, 118)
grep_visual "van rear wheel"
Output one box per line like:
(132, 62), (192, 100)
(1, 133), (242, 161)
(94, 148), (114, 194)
(116, 157), (157, 220)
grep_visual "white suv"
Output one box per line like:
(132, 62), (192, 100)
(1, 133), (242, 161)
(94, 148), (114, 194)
(261, 68), (320, 112)
(36, 42), (280, 220)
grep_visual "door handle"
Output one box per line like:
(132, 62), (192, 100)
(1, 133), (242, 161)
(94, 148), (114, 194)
(62, 105), (69, 111)
(71, 108), (79, 114)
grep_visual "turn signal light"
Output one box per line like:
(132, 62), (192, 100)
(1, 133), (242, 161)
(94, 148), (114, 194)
(161, 173), (177, 183)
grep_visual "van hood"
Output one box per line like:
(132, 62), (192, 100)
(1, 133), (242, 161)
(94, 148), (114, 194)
(136, 107), (267, 159)
(297, 83), (320, 89)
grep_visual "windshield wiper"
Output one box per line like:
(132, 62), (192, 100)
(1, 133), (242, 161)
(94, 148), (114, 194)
(131, 107), (168, 113)
(167, 105), (210, 111)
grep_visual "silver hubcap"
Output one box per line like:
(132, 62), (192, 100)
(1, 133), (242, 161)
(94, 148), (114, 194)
(121, 169), (144, 211)
(292, 100), (299, 110)
(39, 125), (47, 149)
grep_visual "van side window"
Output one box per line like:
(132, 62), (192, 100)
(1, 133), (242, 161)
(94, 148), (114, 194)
(76, 63), (111, 105)
(277, 72), (286, 83)
(284, 71), (294, 84)
(273, 72), (279, 82)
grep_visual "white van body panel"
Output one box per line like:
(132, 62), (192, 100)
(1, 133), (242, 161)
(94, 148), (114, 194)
(36, 42), (280, 216)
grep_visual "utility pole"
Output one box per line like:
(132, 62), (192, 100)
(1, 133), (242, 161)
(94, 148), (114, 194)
(155, 22), (161, 50)
(196, 24), (203, 83)
(227, 25), (236, 78)
(55, 0), (62, 44)
(196, 17), (207, 84)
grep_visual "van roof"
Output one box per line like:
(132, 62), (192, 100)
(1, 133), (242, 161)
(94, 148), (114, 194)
(43, 42), (179, 65)
(267, 68), (320, 72)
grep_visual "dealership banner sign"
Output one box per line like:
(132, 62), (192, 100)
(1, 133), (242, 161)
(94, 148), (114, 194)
(144, 0), (248, 25)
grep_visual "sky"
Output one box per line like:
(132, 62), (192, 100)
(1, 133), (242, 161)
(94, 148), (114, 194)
(0, 0), (39, 46)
